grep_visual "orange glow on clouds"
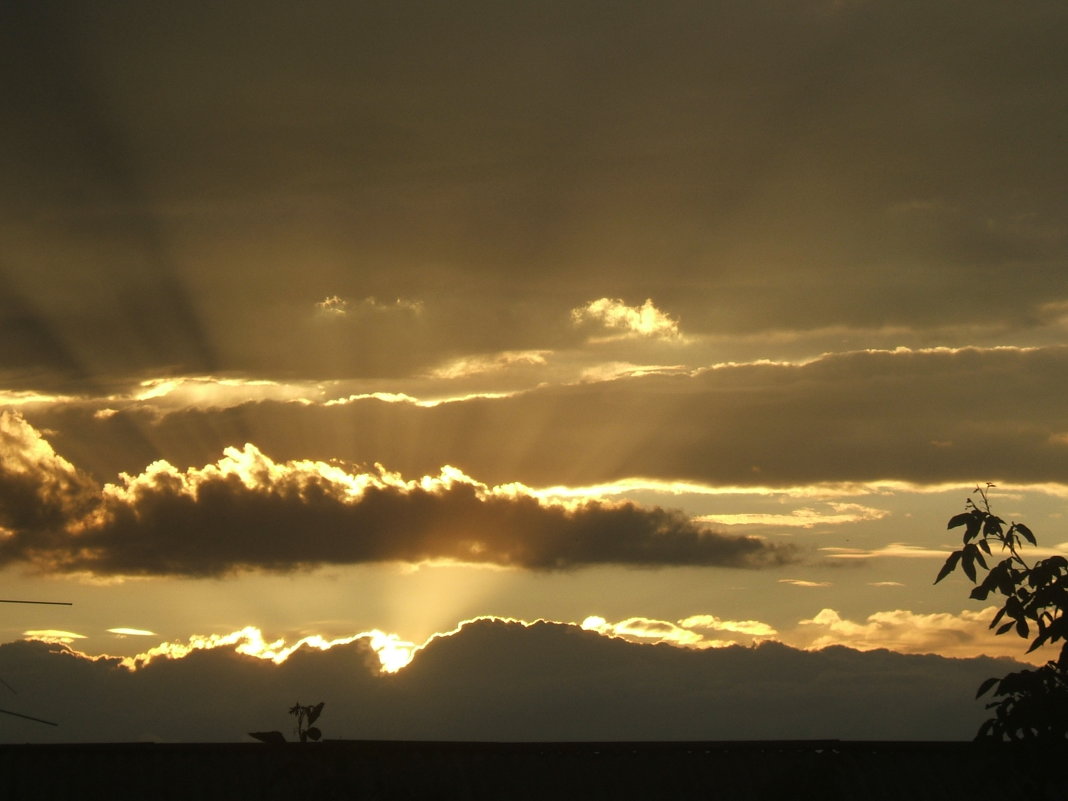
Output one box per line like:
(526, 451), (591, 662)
(23, 629), (85, 644)
(28, 605), (1050, 678)
(123, 626), (418, 674)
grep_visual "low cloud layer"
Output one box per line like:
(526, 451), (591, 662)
(0, 412), (796, 577)
(0, 618), (1015, 744)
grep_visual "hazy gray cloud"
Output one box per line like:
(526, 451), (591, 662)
(0, 412), (796, 577)
(0, 2), (1066, 388)
(0, 618), (1014, 743)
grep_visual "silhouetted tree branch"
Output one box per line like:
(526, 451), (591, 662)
(936, 485), (1068, 740)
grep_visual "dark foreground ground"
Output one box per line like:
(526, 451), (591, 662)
(1, 739), (1066, 801)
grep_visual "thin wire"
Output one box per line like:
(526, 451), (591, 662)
(0, 708), (57, 726)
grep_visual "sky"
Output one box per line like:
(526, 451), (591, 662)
(1, 0), (1068, 742)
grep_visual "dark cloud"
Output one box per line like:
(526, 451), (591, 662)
(0, 2), (1066, 386)
(0, 619), (1013, 743)
(34, 345), (1068, 489)
(0, 412), (795, 577)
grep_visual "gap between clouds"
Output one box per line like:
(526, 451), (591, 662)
(0, 411), (798, 578)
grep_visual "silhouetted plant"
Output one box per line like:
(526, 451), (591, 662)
(290, 701), (325, 742)
(936, 484), (1068, 740)
(249, 701), (325, 744)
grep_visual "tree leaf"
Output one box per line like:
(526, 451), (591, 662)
(1016, 523), (1037, 546)
(976, 677), (999, 698)
(935, 551), (963, 583)
(307, 702), (324, 726)
(963, 553), (977, 583)
(997, 621), (1014, 636)
(948, 513), (972, 529)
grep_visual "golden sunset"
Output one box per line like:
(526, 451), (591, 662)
(2, 4), (1068, 792)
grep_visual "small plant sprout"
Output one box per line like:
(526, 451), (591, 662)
(290, 701), (325, 743)
(249, 701), (325, 744)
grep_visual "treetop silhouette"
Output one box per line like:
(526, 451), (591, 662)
(936, 485), (1068, 740)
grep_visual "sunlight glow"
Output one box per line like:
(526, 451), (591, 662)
(697, 502), (888, 528)
(24, 629), (86, 644)
(429, 350), (550, 379)
(571, 298), (684, 341)
(121, 626), (417, 673)
(324, 390), (515, 408)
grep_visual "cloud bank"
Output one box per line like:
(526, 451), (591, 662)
(0, 412), (796, 577)
(0, 618), (1014, 744)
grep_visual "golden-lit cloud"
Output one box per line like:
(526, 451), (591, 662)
(124, 625), (417, 674)
(23, 629), (85, 644)
(0, 390), (80, 408)
(429, 350), (550, 380)
(580, 615), (713, 647)
(698, 502), (889, 528)
(129, 376), (319, 409)
(677, 615), (778, 637)
(107, 628), (156, 636)
(316, 295), (424, 317)
(778, 579), (832, 588)
(0, 411), (798, 577)
(316, 295), (350, 315)
(324, 390), (515, 409)
(821, 543), (952, 560)
(571, 298), (683, 342)
(791, 607), (1051, 662)
(580, 613), (778, 649)
(576, 362), (689, 383)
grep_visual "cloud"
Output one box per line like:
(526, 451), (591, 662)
(778, 579), (832, 588)
(677, 615), (778, 637)
(47, 344), (1068, 492)
(0, 618), (1017, 743)
(821, 542), (952, 560)
(0, 411), (798, 577)
(24, 345), (1068, 493)
(580, 612), (779, 650)
(316, 296), (425, 318)
(698, 502), (889, 528)
(2, 2), (1067, 392)
(571, 299), (683, 341)
(428, 350), (550, 380)
(580, 615), (711, 647)
(0, 410), (98, 533)
(792, 607), (1048, 661)
(22, 629), (85, 645)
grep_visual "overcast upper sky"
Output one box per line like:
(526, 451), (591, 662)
(1, 0), (1067, 742)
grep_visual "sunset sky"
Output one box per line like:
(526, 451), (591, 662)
(2, 0), (1068, 741)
